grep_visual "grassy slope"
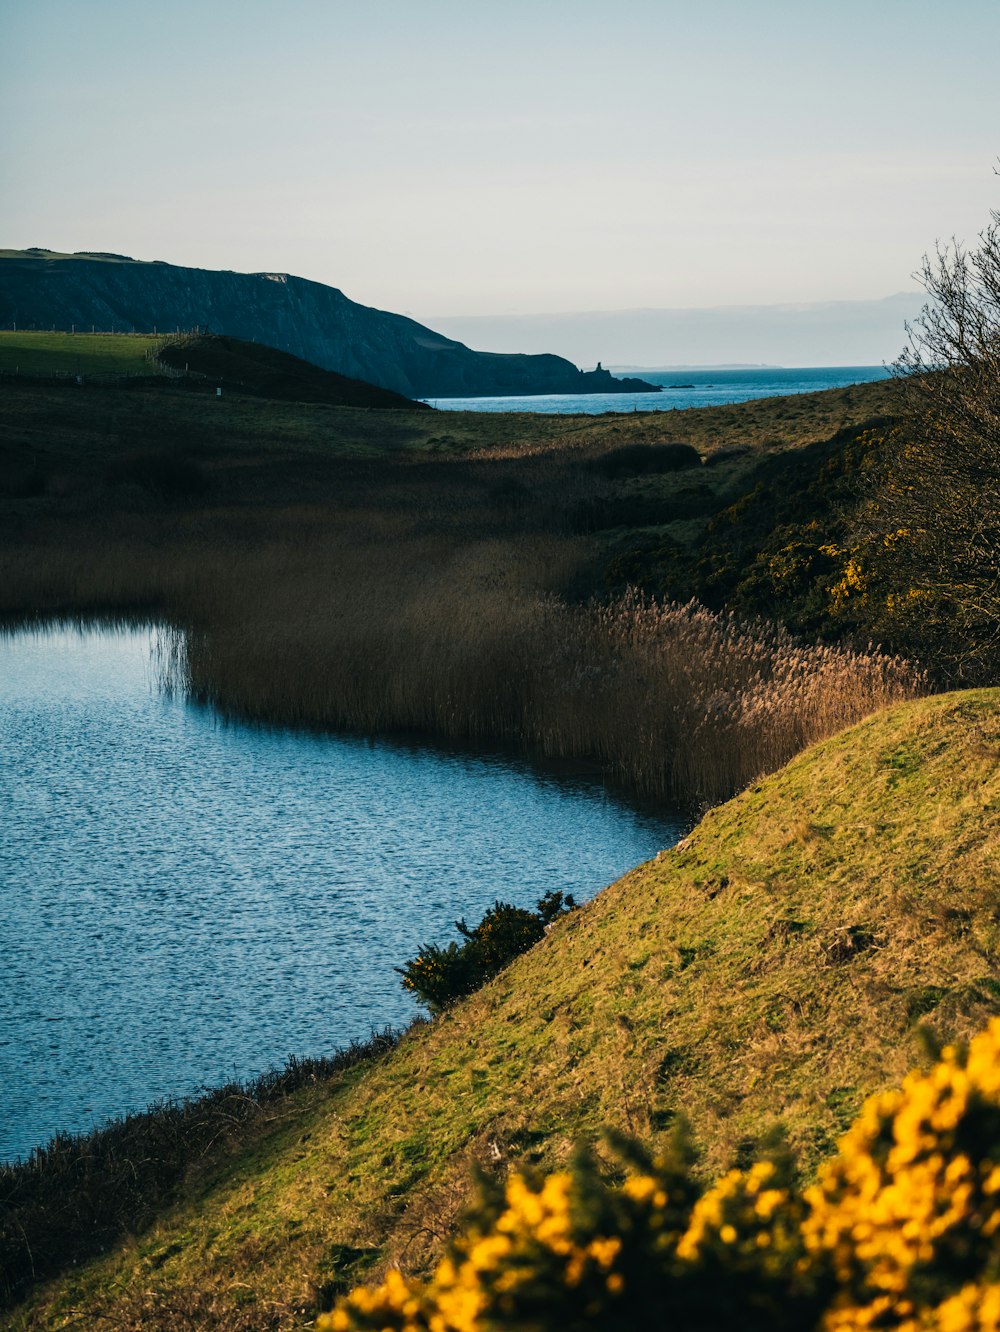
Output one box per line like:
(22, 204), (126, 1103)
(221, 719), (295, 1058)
(14, 688), (1000, 1330)
(155, 335), (431, 409)
(0, 331), (165, 375)
(0, 250), (141, 262)
(0, 362), (894, 452)
(0, 332), (429, 409)
(0, 375), (893, 559)
(0, 372), (894, 534)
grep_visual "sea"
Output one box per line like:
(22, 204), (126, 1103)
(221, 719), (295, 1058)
(420, 365), (891, 414)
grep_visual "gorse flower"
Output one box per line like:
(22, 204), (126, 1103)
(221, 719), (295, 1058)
(322, 1267), (429, 1331)
(320, 1137), (811, 1331)
(320, 1021), (1000, 1332)
(804, 1020), (1000, 1330)
(676, 1158), (804, 1277)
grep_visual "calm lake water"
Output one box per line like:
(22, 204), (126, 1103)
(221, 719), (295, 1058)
(422, 364), (891, 414)
(0, 625), (684, 1163)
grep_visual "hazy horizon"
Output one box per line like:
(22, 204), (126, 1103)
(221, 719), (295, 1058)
(422, 292), (927, 369)
(4, 0), (1000, 329)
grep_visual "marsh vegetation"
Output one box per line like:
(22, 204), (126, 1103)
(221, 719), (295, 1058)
(0, 365), (921, 809)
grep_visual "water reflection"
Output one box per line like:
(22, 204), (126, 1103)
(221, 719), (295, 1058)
(1, 624), (684, 1162)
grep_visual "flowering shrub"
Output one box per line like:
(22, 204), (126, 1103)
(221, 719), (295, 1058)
(320, 1134), (815, 1331)
(804, 1021), (1000, 1330)
(319, 1021), (1000, 1331)
(396, 892), (575, 1012)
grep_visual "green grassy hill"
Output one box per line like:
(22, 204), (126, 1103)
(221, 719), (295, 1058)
(11, 688), (1000, 1330)
(0, 331), (428, 408)
(0, 330), (166, 375)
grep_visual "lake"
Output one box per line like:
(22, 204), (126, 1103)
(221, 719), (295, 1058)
(0, 624), (684, 1163)
(421, 364), (891, 414)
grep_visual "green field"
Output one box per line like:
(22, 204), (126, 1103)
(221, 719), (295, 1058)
(0, 331), (166, 375)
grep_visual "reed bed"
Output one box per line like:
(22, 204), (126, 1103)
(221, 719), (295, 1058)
(0, 530), (932, 809)
(0, 511), (926, 807)
(0, 386), (927, 810)
(173, 544), (927, 808)
(549, 598), (923, 804)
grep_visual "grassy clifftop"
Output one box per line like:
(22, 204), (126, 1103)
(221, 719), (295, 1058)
(0, 330), (166, 375)
(14, 688), (1000, 1330)
(0, 331), (432, 408)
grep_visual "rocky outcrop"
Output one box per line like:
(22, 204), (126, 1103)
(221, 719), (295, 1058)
(0, 251), (659, 399)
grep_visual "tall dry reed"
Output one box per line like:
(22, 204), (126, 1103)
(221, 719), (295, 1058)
(0, 430), (927, 808)
(175, 547), (926, 808)
(570, 592), (926, 802)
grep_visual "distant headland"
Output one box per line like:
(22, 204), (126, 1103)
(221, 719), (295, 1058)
(0, 249), (659, 400)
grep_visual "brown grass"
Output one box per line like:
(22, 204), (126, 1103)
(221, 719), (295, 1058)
(0, 375), (922, 806)
(159, 548), (924, 806)
(0, 1036), (400, 1311)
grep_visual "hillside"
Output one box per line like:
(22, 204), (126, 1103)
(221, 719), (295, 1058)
(0, 330), (164, 376)
(154, 334), (430, 408)
(0, 250), (659, 399)
(9, 688), (1000, 1330)
(0, 331), (430, 409)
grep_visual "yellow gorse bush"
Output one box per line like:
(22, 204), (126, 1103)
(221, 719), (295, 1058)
(320, 1021), (1000, 1332)
(675, 1158), (804, 1277)
(805, 1021), (1000, 1330)
(320, 1134), (805, 1331)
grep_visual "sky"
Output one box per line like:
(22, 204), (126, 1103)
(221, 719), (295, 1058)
(428, 294), (930, 369)
(4, 0), (1000, 342)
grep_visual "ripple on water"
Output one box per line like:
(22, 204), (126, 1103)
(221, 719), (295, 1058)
(0, 624), (685, 1162)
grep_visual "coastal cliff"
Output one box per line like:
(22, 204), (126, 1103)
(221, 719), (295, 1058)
(0, 250), (659, 400)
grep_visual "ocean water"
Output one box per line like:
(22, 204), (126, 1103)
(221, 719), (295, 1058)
(421, 365), (891, 414)
(1, 624), (685, 1162)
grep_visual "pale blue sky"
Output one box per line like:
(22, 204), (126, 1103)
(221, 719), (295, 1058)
(5, 0), (999, 319)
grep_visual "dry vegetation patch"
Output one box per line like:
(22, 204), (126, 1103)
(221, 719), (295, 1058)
(0, 375), (918, 807)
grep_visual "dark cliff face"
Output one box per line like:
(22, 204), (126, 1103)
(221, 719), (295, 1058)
(0, 252), (659, 399)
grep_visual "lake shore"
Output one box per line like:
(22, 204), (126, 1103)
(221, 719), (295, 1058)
(0, 371), (914, 810)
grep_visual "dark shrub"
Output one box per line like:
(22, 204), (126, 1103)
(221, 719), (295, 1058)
(397, 891), (576, 1011)
(591, 442), (702, 478)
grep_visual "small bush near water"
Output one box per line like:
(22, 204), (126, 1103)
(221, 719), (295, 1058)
(326, 1020), (1000, 1331)
(0, 1029), (399, 1310)
(398, 892), (576, 1012)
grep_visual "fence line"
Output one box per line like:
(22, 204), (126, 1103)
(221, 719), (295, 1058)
(0, 366), (208, 385)
(0, 326), (206, 337)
